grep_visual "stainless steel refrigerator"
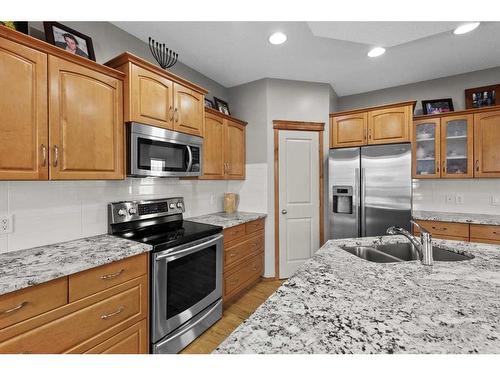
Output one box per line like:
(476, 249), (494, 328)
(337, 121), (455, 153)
(328, 143), (412, 239)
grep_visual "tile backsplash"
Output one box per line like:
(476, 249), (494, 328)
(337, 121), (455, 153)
(413, 179), (500, 215)
(0, 178), (229, 254)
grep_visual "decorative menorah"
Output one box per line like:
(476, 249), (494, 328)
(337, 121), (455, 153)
(148, 37), (178, 70)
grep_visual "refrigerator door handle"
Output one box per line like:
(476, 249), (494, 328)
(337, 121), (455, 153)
(354, 168), (361, 237)
(360, 167), (366, 237)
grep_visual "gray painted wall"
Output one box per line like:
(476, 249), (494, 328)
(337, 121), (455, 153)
(338, 66), (500, 115)
(27, 21), (229, 102)
(228, 79), (268, 164)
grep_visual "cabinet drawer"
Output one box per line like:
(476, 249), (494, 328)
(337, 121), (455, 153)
(0, 276), (147, 354)
(413, 220), (469, 239)
(224, 252), (263, 299)
(245, 219), (265, 235)
(470, 225), (500, 242)
(470, 237), (500, 245)
(225, 232), (264, 268)
(69, 253), (147, 302)
(223, 224), (246, 244)
(0, 278), (67, 330)
(84, 319), (148, 354)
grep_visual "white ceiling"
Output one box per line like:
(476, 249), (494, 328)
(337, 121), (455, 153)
(112, 21), (500, 96)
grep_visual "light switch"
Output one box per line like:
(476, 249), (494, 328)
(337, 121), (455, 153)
(492, 196), (500, 206)
(445, 195), (454, 204)
(456, 195), (464, 204)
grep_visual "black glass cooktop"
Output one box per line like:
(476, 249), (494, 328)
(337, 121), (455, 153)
(115, 220), (222, 251)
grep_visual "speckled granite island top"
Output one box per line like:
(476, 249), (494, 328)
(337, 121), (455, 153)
(216, 236), (500, 354)
(188, 211), (267, 229)
(0, 235), (152, 296)
(413, 210), (500, 225)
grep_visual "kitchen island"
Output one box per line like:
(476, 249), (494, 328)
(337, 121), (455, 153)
(215, 236), (500, 354)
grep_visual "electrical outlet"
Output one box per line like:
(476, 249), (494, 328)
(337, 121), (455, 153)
(0, 215), (13, 234)
(492, 196), (500, 206)
(445, 195), (455, 204)
(456, 194), (464, 204)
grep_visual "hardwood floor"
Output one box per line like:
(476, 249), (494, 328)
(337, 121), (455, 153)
(180, 278), (283, 354)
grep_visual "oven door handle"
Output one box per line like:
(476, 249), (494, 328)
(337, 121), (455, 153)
(186, 145), (193, 172)
(155, 234), (223, 261)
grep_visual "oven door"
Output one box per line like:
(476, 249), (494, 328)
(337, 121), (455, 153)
(151, 233), (223, 343)
(128, 123), (202, 177)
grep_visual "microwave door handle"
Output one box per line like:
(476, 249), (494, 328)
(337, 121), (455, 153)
(186, 145), (193, 172)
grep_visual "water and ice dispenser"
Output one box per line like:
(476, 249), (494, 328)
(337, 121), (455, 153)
(332, 186), (353, 214)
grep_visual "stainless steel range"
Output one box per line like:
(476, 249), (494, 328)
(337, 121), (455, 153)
(108, 197), (223, 353)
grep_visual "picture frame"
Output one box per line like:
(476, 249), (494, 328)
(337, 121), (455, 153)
(421, 98), (454, 115)
(204, 98), (214, 109)
(214, 97), (231, 116)
(43, 21), (96, 61)
(465, 84), (498, 109)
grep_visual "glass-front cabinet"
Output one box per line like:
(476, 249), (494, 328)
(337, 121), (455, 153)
(413, 114), (473, 179)
(413, 118), (440, 178)
(440, 115), (473, 178)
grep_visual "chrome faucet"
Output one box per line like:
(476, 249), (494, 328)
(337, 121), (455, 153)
(386, 220), (433, 266)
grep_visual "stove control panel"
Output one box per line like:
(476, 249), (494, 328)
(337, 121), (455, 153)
(108, 197), (185, 224)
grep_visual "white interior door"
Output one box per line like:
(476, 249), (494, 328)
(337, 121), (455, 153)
(278, 130), (319, 278)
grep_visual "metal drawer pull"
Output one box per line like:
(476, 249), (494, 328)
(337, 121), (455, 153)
(0, 301), (28, 316)
(101, 305), (125, 320)
(229, 253), (236, 257)
(252, 266), (258, 271)
(493, 231), (499, 235)
(431, 226), (447, 231)
(100, 269), (124, 280)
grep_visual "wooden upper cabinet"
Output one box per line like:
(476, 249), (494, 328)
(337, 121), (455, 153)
(413, 118), (441, 178)
(474, 110), (500, 177)
(329, 101), (415, 149)
(105, 53), (207, 138)
(129, 63), (173, 129)
(0, 36), (48, 180)
(440, 114), (473, 179)
(367, 104), (411, 144)
(330, 113), (367, 148)
(48, 56), (124, 180)
(201, 112), (225, 179)
(173, 83), (204, 137)
(225, 119), (246, 179)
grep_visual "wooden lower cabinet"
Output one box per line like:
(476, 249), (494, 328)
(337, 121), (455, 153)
(223, 219), (265, 303)
(413, 220), (500, 244)
(0, 254), (149, 354)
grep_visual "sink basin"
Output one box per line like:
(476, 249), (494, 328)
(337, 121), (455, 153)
(340, 242), (474, 263)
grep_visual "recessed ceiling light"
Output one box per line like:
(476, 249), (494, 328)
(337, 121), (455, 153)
(367, 47), (386, 58)
(453, 22), (480, 35)
(269, 32), (287, 45)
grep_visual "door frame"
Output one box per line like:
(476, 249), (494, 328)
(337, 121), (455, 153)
(273, 120), (325, 279)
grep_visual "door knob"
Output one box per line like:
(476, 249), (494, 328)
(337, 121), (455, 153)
(281, 209), (287, 214)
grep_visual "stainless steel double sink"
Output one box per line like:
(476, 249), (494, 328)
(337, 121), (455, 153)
(339, 242), (474, 263)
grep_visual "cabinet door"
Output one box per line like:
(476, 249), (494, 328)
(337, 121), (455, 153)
(48, 56), (124, 180)
(0, 37), (48, 180)
(200, 112), (225, 179)
(84, 320), (148, 354)
(474, 110), (500, 177)
(173, 83), (204, 137)
(412, 118), (441, 178)
(440, 115), (473, 178)
(368, 105), (411, 144)
(330, 113), (367, 148)
(129, 63), (173, 129)
(224, 119), (246, 180)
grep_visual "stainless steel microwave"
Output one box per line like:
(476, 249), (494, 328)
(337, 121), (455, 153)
(127, 122), (203, 178)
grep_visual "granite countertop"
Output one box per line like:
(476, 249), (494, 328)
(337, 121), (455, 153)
(216, 236), (500, 354)
(188, 211), (267, 229)
(413, 210), (500, 225)
(0, 235), (152, 296)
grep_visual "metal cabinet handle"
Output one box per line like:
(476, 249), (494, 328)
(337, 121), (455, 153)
(368, 128), (372, 140)
(442, 160), (446, 173)
(229, 252), (236, 257)
(476, 160), (480, 172)
(53, 145), (59, 167)
(101, 305), (125, 320)
(169, 106), (174, 121)
(174, 108), (179, 122)
(41, 144), (47, 167)
(227, 161), (231, 173)
(100, 269), (124, 280)
(281, 209), (287, 214)
(493, 231), (499, 235)
(0, 301), (28, 316)
(252, 266), (258, 271)
(431, 226), (447, 231)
